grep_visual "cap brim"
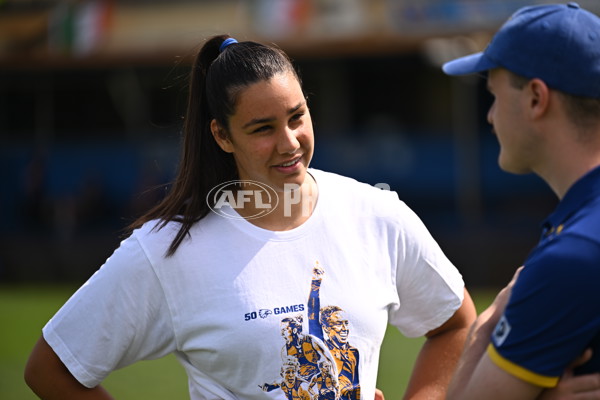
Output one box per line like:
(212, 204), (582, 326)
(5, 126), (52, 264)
(442, 52), (498, 76)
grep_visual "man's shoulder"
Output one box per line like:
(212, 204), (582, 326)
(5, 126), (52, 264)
(570, 197), (600, 237)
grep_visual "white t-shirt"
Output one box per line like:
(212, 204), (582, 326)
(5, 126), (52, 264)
(43, 168), (464, 400)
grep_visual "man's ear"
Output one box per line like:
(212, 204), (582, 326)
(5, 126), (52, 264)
(527, 78), (550, 119)
(211, 119), (234, 153)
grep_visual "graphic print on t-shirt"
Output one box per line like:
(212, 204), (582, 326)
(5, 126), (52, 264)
(259, 263), (361, 400)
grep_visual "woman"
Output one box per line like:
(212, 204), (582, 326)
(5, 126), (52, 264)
(24, 35), (476, 399)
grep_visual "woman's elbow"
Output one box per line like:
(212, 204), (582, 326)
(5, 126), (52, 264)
(24, 335), (68, 395)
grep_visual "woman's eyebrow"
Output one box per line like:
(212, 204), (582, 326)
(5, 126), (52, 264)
(242, 117), (274, 129)
(241, 102), (305, 129)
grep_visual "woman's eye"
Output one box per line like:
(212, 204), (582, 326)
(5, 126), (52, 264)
(252, 125), (271, 134)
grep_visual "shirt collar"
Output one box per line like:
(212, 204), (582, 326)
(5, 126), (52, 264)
(542, 165), (600, 231)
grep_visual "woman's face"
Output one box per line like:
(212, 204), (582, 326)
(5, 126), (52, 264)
(212, 71), (314, 193)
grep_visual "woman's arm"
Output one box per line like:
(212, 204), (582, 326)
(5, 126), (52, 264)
(24, 336), (114, 400)
(403, 288), (477, 399)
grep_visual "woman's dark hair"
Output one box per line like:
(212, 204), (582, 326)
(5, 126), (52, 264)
(128, 35), (300, 256)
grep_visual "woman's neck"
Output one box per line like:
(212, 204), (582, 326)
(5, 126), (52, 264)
(236, 174), (319, 231)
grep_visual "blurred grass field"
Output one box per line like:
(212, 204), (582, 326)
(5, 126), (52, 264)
(0, 285), (495, 399)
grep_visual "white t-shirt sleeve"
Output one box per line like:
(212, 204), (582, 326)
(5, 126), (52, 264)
(388, 200), (464, 338)
(43, 232), (177, 388)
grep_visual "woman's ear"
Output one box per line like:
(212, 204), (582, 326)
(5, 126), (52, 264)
(211, 119), (234, 153)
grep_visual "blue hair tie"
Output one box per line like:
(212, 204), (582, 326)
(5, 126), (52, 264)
(219, 38), (238, 53)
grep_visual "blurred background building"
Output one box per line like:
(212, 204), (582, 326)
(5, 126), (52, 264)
(2, 0), (596, 286)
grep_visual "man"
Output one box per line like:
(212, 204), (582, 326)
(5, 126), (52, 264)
(442, 3), (600, 399)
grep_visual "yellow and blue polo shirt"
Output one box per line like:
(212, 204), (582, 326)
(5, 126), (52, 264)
(489, 165), (600, 387)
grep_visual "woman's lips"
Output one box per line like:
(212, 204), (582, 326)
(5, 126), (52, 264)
(274, 156), (302, 172)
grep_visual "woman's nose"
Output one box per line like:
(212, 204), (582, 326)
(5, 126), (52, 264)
(278, 127), (300, 154)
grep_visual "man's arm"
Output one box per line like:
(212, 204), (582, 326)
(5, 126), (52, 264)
(540, 349), (600, 400)
(446, 267), (600, 400)
(402, 288), (477, 400)
(445, 267), (544, 400)
(24, 336), (114, 400)
(449, 343), (543, 400)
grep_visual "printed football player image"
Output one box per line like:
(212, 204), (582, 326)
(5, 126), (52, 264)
(308, 359), (340, 400)
(261, 262), (361, 399)
(259, 357), (311, 400)
(307, 264), (360, 400)
(280, 314), (331, 381)
(319, 306), (360, 400)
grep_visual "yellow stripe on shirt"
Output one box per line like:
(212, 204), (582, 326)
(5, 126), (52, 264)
(487, 344), (559, 388)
